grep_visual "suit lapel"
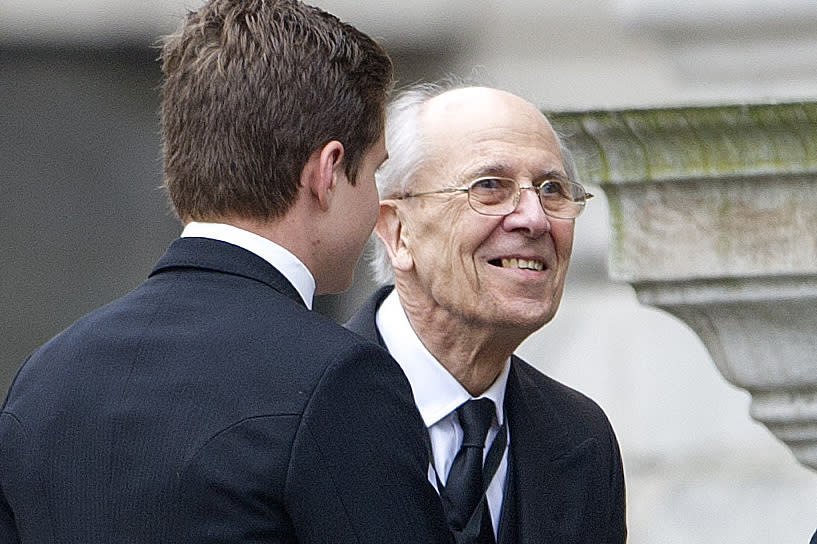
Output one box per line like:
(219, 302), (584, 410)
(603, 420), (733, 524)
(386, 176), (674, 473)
(344, 285), (392, 345)
(150, 237), (306, 307)
(496, 454), (517, 544)
(505, 358), (603, 544)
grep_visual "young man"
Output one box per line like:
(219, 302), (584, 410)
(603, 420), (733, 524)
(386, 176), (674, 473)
(0, 2), (450, 542)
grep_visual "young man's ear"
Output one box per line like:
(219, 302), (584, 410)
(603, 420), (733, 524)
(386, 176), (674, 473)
(300, 140), (345, 211)
(374, 201), (414, 273)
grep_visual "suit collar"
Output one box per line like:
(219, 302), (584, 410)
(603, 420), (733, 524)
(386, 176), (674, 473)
(180, 222), (315, 308)
(345, 284), (392, 345)
(150, 237), (306, 307)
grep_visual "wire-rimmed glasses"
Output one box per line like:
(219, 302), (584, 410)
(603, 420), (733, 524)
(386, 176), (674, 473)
(392, 176), (593, 219)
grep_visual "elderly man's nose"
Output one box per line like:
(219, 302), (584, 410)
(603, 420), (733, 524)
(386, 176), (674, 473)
(504, 187), (550, 236)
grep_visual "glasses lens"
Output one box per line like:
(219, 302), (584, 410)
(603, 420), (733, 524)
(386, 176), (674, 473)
(467, 177), (517, 215)
(539, 180), (587, 219)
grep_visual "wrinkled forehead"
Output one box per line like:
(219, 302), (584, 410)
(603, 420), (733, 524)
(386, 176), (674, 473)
(418, 88), (564, 182)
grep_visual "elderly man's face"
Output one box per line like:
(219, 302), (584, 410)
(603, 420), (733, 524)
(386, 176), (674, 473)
(396, 88), (575, 334)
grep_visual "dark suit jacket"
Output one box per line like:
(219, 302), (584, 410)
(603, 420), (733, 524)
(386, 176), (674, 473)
(0, 239), (451, 543)
(346, 286), (627, 544)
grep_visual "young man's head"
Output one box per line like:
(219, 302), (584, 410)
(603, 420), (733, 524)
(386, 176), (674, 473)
(160, 0), (393, 224)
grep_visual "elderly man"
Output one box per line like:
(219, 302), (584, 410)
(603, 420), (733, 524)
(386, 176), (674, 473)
(347, 84), (626, 543)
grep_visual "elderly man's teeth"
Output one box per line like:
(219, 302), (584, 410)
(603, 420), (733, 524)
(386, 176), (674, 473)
(500, 258), (544, 271)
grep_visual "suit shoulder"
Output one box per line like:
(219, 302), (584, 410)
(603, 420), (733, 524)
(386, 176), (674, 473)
(295, 307), (390, 359)
(511, 357), (614, 428)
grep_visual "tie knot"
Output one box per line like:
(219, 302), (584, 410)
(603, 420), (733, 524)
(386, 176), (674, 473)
(457, 398), (495, 448)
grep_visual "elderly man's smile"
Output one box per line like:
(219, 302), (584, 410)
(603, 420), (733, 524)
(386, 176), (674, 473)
(491, 257), (545, 271)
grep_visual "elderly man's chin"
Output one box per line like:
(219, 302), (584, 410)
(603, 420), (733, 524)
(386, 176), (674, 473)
(485, 294), (563, 336)
(480, 274), (565, 330)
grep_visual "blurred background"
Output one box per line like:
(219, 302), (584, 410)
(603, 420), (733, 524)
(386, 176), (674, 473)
(2, 0), (816, 541)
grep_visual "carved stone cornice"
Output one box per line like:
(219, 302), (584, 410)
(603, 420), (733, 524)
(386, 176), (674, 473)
(549, 102), (817, 471)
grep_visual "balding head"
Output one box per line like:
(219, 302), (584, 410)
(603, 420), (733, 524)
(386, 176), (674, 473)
(370, 83), (577, 286)
(371, 82), (584, 348)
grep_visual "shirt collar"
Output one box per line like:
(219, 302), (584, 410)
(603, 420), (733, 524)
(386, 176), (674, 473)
(376, 288), (510, 428)
(181, 221), (316, 309)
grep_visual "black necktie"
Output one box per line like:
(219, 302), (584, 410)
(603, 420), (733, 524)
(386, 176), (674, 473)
(441, 398), (496, 543)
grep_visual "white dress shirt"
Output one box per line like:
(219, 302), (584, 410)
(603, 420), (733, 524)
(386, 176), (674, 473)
(376, 289), (510, 536)
(181, 221), (316, 309)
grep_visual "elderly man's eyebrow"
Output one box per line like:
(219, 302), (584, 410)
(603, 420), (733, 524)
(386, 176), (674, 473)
(534, 168), (569, 181)
(468, 161), (516, 178)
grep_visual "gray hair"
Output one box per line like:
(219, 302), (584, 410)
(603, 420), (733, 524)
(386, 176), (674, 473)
(368, 81), (579, 286)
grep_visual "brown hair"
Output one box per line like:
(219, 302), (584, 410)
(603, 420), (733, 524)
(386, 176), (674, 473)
(160, 0), (393, 222)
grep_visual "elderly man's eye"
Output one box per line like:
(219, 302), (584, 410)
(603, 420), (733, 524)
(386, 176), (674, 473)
(539, 180), (565, 195)
(472, 177), (506, 191)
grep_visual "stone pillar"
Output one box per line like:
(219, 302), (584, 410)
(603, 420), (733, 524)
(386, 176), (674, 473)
(549, 102), (817, 471)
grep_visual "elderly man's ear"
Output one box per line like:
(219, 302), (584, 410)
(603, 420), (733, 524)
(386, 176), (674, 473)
(374, 202), (414, 273)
